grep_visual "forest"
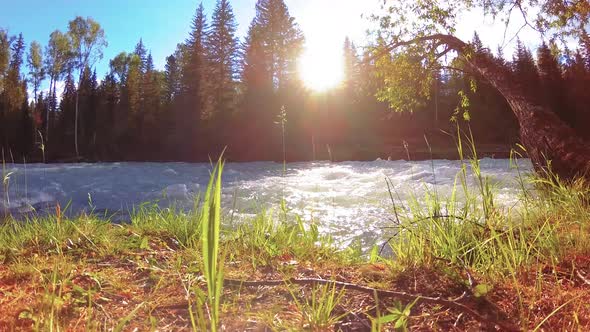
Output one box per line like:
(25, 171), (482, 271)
(0, 0), (589, 163)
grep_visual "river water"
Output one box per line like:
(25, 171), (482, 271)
(1, 159), (533, 246)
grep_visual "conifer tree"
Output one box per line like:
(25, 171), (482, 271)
(537, 42), (568, 124)
(146, 52), (155, 72)
(18, 81), (34, 157)
(57, 70), (77, 153)
(496, 46), (507, 66)
(251, 0), (304, 91)
(512, 39), (540, 98)
(241, 23), (270, 107)
(180, 3), (208, 157)
(234, 23), (272, 159)
(564, 50), (590, 138)
(140, 52), (162, 147)
(164, 54), (181, 103)
(207, 0), (239, 123)
(96, 72), (119, 156)
(183, 3), (208, 113)
(134, 38), (148, 73)
(79, 68), (98, 154)
(0, 30), (12, 150)
(5, 33), (26, 111)
(343, 37), (360, 98)
(0, 33), (26, 152)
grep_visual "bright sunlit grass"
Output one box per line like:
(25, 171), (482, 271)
(298, 46), (344, 92)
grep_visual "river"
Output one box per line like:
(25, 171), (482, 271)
(1, 159), (533, 247)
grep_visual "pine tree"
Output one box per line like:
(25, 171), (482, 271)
(96, 72), (119, 157)
(471, 32), (488, 54)
(58, 70), (77, 153)
(496, 46), (507, 66)
(241, 22), (270, 105)
(0, 30), (12, 150)
(0, 33), (26, 152)
(564, 50), (590, 138)
(141, 52), (163, 149)
(207, 0), (239, 122)
(233, 23), (272, 159)
(537, 42), (569, 124)
(164, 54), (181, 103)
(183, 3), (208, 106)
(146, 52), (154, 72)
(233, 0), (304, 160)
(343, 37), (360, 97)
(133, 40), (149, 132)
(5, 33), (26, 111)
(512, 39), (540, 98)
(134, 38), (148, 72)
(251, 0), (304, 91)
(18, 82), (34, 157)
(180, 3), (208, 157)
(80, 68), (99, 154)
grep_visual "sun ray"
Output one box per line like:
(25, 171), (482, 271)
(298, 43), (344, 92)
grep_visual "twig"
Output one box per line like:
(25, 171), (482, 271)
(157, 277), (519, 331)
(385, 177), (401, 226)
(454, 312), (464, 328)
(576, 270), (590, 286)
(224, 278), (519, 330)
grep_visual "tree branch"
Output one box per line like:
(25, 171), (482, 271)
(365, 34), (469, 64)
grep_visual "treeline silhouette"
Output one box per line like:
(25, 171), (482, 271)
(1, 0), (589, 163)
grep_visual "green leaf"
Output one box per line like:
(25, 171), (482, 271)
(394, 316), (407, 329)
(473, 284), (493, 298)
(140, 236), (150, 250)
(376, 313), (400, 324)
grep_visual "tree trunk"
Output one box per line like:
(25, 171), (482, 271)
(46, 76), (53, 144)
(75, 75), (81, 158)
(433, 34), (590, 181)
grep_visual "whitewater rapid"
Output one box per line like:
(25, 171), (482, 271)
(1, 159), (533, 246)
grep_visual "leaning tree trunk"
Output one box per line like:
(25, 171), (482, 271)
(434, 34), (590, 181)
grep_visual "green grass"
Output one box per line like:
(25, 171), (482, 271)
(288, 282), (347, 330)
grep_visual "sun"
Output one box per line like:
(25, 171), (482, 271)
(298, 46), (344, 92)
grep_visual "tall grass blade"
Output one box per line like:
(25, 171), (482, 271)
(200, 158), (225, 331)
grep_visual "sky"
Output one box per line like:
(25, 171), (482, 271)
(0, 0), (543, 94)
